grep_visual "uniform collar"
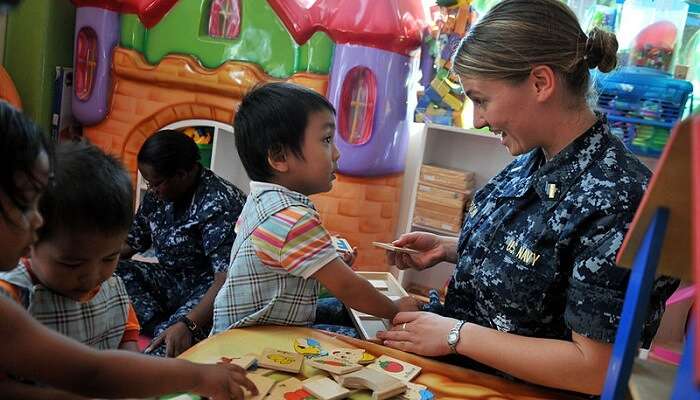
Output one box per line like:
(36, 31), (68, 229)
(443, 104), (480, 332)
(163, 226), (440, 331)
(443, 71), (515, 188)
(494, 117), (609, 202)
(532, 117), (610, 203)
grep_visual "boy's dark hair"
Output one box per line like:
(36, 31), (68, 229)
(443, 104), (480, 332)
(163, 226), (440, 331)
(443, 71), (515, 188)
(233, 82), (335, 181)
(37, 142), (133, 241)
(137, 130), (200, 177)
(0, 101), (50, 221)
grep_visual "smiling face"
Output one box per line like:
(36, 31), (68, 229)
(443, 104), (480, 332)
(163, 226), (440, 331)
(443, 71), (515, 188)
(0, 151), (50, 270)
(461, 76), (543, 157)
(30, 229), (127, 301)
(283, 109), (340, 195)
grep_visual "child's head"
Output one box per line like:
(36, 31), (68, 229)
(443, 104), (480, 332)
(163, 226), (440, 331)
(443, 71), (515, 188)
(30, 142), (133, 301)
(137, 129), (201, 202)
(0, 102), (50, 270)
(234, 82), (339, 195)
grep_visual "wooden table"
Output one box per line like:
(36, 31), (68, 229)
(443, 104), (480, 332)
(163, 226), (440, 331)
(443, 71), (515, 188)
(170, 326), (583, 400)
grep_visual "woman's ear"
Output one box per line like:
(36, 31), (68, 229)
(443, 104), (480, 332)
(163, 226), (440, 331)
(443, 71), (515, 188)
(529, 65), (556, 102)
(267, 145), (289, 174)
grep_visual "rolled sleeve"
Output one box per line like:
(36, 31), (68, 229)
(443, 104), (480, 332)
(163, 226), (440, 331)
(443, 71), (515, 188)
(565, 212), (679, 343)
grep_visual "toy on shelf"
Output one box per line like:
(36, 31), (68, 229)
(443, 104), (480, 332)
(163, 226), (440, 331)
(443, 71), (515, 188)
(594, 66), (693, 158)
(630, 21), (679, 72)
(414, 2), (471, 128)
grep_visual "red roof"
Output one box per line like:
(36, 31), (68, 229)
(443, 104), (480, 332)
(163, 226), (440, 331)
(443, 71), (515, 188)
(71, 0), (177, 28)
(268, 0), (426, 55)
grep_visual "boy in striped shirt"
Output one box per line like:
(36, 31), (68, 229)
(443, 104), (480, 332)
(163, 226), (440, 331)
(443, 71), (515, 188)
(212, 83), (419, 334)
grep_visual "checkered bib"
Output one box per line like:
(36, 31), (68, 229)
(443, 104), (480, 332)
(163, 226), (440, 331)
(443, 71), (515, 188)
(1, 265), (130, 350)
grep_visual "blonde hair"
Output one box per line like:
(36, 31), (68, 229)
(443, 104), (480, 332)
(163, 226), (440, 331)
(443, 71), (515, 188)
(453, 0), (618, 99)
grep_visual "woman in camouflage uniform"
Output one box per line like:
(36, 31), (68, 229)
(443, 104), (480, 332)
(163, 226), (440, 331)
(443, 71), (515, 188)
(377, 0), (678, 395)
(119, 130), (246, 357)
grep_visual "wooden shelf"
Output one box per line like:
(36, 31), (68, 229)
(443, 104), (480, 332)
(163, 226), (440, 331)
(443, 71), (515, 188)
(424, 123), (499, 140)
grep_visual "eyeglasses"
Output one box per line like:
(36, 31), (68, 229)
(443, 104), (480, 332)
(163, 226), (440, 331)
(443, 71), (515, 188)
(145, 176), (169, 191)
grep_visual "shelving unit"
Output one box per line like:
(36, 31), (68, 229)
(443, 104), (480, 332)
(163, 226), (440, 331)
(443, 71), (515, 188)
(398, 123), (515, 290)
(135, 119), (250, 209)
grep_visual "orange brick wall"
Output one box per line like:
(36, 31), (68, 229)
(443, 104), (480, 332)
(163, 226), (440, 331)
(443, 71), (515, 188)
(85, 47), (327, 186)
(311, 174), (403, 272)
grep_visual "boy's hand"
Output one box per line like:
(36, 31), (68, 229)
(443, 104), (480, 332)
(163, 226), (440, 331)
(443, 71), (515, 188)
(394, 296), (424, 313)
(193, 363), (257, 400)
(340, 247), (358, 267)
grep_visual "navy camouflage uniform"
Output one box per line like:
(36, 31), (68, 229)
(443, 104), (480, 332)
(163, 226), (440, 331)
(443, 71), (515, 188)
(117, 168), (246, 354)
(427, 118), (678, 372)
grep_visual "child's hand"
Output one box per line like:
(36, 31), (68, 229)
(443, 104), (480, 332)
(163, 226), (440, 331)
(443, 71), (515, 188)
(394, 296), (424, 313)
(340, 247), (358, 267)
(193, 363), (257, 400)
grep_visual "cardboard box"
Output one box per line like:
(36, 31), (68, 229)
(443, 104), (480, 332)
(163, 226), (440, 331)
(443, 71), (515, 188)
(417, 183), (471, 202)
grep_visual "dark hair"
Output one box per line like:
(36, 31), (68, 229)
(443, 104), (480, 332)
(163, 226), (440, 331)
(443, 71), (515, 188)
(137, 130), (200, 177)
(37, 142), (133, 241)
(453, 0), (618, 100)
(233, 82), (335, 181)
(0, 101), (50, 220)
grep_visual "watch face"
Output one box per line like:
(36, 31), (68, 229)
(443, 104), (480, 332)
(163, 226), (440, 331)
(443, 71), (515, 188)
(448, 332), (458, 344)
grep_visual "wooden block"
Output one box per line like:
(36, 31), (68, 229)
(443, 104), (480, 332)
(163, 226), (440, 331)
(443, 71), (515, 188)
(329, 348), (366, 364)
(302, 377), (351, 400)
(306, 355), (363, 375)
(368, 355), (421, 382)
(245, 375), (275, 400)
(293, 337), (328, 358)
(419, 164), (475, 191)
(417, 183), (471, 202)
(257, 348), (304, 373)
(413, 206), (463, 225)
(249, 367), (275, 376)
(396, 382), (434, 400)
(413, 213), (462, 234)
(415, 196), (465, 217)
(335, 368), (406, 400)
(265, 377), (309, 400)
(219, 355), (257, 370)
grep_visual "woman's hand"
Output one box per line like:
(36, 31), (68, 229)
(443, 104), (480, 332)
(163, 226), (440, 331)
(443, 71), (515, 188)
(192, 363), (257, 400)
(376, 312), (458, 356)
(386, 232), (448, 271)
(145, 322), (192, 358)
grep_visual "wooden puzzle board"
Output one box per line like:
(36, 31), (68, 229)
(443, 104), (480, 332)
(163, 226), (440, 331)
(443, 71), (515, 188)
(349, 272), (409, 341)
(168, 326), (579, 399)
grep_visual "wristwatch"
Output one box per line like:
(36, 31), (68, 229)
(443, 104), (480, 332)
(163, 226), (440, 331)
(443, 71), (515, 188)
(447, 320), (466, 354)
(178, 316), (202, 337)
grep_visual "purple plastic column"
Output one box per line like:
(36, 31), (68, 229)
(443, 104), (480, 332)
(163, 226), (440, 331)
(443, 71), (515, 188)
(328, 44), (411, 176)
(72, 7), (119, 126)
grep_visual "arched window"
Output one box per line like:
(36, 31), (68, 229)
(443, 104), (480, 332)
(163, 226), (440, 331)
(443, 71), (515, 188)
(74, 27), (98, 101)
(208, 0), (241, 40)
(338, 67), (377, 145)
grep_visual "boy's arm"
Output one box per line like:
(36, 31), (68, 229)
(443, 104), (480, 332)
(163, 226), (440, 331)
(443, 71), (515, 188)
(0, 297), (255, 399)
(0, 379), (88, 400)
(312, 259), (398, 320)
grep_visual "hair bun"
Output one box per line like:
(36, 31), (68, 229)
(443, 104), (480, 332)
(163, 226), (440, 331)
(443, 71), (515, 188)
(585, 27), (618, 72)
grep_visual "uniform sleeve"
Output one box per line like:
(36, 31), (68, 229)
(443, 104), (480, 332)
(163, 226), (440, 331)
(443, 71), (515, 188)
(120, 303), (141, 344)
(126, 194), (153, 253)
(200, 192), (245, 274)
(251, 206), (338, 279)
(564, 210), (679, 344)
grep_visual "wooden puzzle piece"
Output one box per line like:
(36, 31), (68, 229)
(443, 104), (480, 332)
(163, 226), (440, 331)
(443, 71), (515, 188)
(334, 368), (406, 400)
(328, 348), (365, 364)
(264, 377), (313, 400)
(302, 377), (350, 400)
(249, 367), (275, 376)
(396, 383), (434, 400)
(258, 348), (304, 373)
(358, 352), (376, 365)
(368, 355), (421, 382)
(293, 337), (328, 358)
(371, 242), (420, 255)
(219, 354), (257, 369)
(306, 355), (362, 375)
(245, 375), (276, 400)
